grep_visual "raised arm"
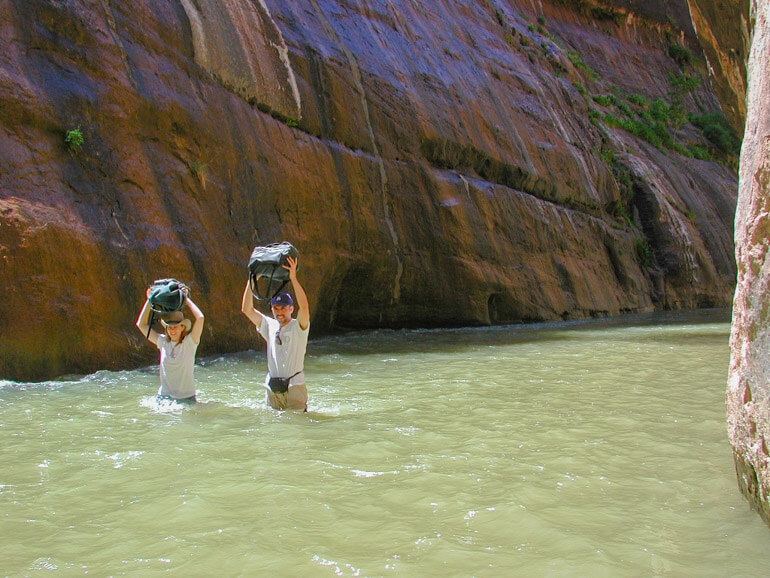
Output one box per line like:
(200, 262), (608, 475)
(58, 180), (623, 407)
(185, 295), (205, 344)
(135, 288), (160, 345)
(241, 278), (264, 327)
(285, 256), (309, 330)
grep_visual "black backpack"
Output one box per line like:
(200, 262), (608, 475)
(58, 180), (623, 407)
(248, 242), (299, 301)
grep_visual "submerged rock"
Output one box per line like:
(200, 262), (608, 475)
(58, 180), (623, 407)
(0, 1), (740, 380)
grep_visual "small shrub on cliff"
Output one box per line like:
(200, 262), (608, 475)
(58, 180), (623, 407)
(519, 34), (533, 48)
(603, 114), (673, 149)
(552, 0), (626, 23)
(259, 105), (302, 129)
(669, 72), (702, 99)
(649, 98), (672, 122)
(590, 5), (627, 23)
(567, 51), (597, 79)
(65, 127), (84, 150)
(592, 94), (632, 117)
(664, 73), (702, 127)
(599, 147), (615, 165)
(634, 237), (654, 268)
(616, 100), (632, 118)
(627, 94), (650, 108)
(689, 112), (742, 156)
(687, 145), (711, 161)
(606, 198), (633, 227)
(668, 43), (694, 67)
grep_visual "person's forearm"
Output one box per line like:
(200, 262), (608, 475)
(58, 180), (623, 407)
(136, 299), (152, 333)
(186, 295), (205, 343)
(241, 279), (264, 326)
(293, 277), (309, 313)
(290, 272), (310, 330)
(241, 280), (254, 314)
(186, 297), (204, 320)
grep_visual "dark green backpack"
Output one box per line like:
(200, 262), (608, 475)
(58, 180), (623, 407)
(148, 279), (188, 313)
(248, 242), (299, 301)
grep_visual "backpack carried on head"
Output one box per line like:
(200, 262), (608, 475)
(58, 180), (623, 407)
(248, 242), (299, 301)
(148, 278), (189, 313)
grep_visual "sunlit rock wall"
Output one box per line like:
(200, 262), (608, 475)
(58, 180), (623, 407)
(687, 0), (751, 134)
(728, 0), (770, 526)
(0, 0), (739, 380)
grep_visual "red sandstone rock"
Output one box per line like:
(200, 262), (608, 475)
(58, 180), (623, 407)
(0, 0), (739, 381)
(688, 0), (751, 134)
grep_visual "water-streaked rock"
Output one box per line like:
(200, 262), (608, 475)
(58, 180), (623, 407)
(0, 0), (740, 380)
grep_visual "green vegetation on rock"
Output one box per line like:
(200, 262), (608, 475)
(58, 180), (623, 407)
(689, 113), (742, 156)
(65, 127), (84, 149)
(668, 43), (695, 67)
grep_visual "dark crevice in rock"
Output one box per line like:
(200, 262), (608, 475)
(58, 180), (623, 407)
(628, 177), (665, 271)
(486, 292), (537, 324)
(733, 452), (770, 527)
(324, 262), (394, 330)
(420, 137), (602, 216)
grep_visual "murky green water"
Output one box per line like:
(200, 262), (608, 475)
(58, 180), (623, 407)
(2, 309), (769, 576)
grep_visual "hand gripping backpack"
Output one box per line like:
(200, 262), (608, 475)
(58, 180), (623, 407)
(144, 278), (189, 338)
(248, 242), (299, 301)
(148, 279), (188, 313)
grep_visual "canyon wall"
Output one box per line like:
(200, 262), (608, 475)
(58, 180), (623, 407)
(728, 0), (770, 526)
(687, 0), (750, 133)
(0, 0), (739, 381)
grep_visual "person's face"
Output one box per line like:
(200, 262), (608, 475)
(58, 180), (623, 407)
(271, 304), (294, 326)
(166, 323), (184, 342)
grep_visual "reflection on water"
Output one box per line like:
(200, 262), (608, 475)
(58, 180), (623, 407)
(1, 309), (769, 575)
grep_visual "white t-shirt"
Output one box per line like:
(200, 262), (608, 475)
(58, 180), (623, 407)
(258, 317), (309, 384)
(157, 334), (198, 399)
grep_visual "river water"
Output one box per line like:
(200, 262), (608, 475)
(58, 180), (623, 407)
(1, 309), (769, 576)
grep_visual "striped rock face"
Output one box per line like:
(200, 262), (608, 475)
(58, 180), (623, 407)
(0, 1), (741, 381)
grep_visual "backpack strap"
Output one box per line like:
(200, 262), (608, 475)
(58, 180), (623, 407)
(146, 310), (155, 339)
(250, 265), (290, 301)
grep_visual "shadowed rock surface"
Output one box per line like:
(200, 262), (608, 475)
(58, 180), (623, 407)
(0, 0), (740, 380)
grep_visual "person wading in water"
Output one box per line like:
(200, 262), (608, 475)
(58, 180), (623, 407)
(240, 256), (310, 411)
(135, 286), (205, 403)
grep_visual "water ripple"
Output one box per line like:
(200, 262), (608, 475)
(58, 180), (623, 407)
(1, 310), (768, 575)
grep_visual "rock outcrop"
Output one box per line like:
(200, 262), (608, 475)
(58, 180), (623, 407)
(0, 0), (739, 381)
(688, 0), (751, 134)
(728, 0), (770, 526)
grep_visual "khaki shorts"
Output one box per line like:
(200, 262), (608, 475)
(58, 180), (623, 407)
(263, 382), (308, 411)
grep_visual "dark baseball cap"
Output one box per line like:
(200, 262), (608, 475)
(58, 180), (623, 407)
(270, 292), (294, 307)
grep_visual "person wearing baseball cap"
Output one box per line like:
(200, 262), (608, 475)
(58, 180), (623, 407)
(135, 283), (205, 403)
(241, 255), (310, 411)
